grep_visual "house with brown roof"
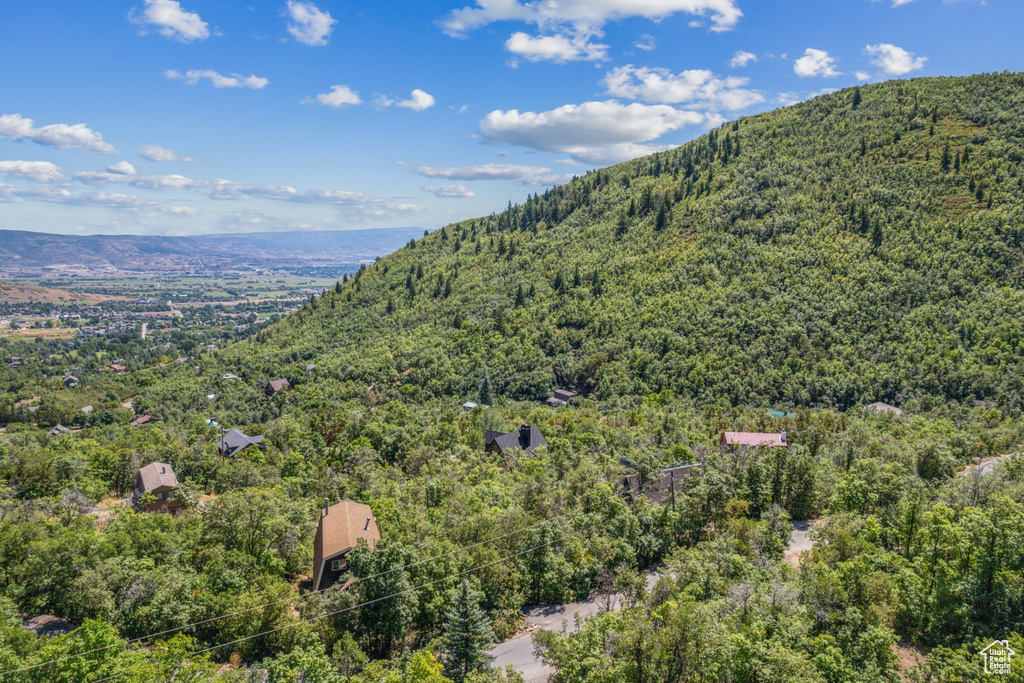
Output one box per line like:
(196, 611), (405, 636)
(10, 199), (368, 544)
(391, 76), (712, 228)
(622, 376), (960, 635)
(48, 424), (71, 437)
(265, 378), (292, 396)
(130, 413), (152, 427)
(485, 424), (547, 455)
(109, 364), (128, 374)
(721, 431), (789, 449)
(545, 389), (577, 407)
(134, 462), (181, 513)
(313, 499), (380, 592)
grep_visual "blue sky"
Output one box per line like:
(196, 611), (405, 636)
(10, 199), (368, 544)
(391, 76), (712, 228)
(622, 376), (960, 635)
(0, 0), (1021, 235)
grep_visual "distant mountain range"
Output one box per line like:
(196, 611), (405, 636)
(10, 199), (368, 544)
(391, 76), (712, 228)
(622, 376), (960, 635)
(0, 227), (426, 275)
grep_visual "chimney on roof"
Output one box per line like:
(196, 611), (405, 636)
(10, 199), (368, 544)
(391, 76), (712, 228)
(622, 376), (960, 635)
(323, 498), (329, 516)
(781, 429), (787, 444)
(520, 424), (531, 443)
(161, 466), (166, 474)
(365, 517), (371, 531)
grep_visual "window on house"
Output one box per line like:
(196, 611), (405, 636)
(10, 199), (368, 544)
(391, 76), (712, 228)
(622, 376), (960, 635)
(331, 558), (345, 572)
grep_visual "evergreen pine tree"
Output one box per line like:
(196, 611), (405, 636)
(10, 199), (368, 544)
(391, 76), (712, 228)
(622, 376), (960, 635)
(514, 284), (525, 307)
(940, 143), (951, 172)
(616, 212), (629, 238)
(655, 203), (668, 232)
(478, 375), (493, 406)
(872, 222), (883, 251)
(852, 86), (862, 109)
(441, 581), (494, 683)
(553, 271), (565, 293)
(572, 265), (582, 288)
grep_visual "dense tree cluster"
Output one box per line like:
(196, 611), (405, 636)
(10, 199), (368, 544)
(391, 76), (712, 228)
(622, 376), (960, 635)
(0, 74), (1022, 680)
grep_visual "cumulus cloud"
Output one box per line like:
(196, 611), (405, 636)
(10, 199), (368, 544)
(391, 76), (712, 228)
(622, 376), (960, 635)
(505, 32), (608, 62)
(423, 183), (476, 198)
(0, 114), (117, 154)
(305, 85), (362, 108)
(397, 89), (436, 111)
(855, 71), (872, 81)
(794, 48), (841, 78)
(0, 161), (65, 183)
(140, 145), (193, 162)
(729, 50), (757, 68)
(129, 0), (210, 42)
(285, 1), (336, 46)
(479, 100), (707, 164)
(864, 43), (927, 75)
(441, 0), (743, 37)
(602, 65), (763, 110)
(166, 69), (269, 89)
(107, 161), (137, 175)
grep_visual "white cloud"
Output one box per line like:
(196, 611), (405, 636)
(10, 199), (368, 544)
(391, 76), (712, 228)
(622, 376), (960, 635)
(776, 88), (840, 106)
(140, 145), (193, 162)
(396, 89), (436, 111)
(441, 0), (743, 37)
(415, 163), (552, 181)
(855, 71), (872, 81)
(635, 34), (656, 51)
(423, 184), (476, 198)
(505, 32), (608, 62)
(729, 50), (757, 68)
(864, 43), (927, 75)
(0, 161), (64, 183)
(794, 48), (841, 78)
(414, 163), (568, 185)
(480, 100), (707, 164)
(166, 69), (269, 89)
(70, 168), (421, 214)
(130, 0), (210, 42)
(306, 85), (362, 108)
(0, 114), (117, 154)
(107, 161), (137, 175)
(285, 1), (336, 46)
(602, 65), (763, 110)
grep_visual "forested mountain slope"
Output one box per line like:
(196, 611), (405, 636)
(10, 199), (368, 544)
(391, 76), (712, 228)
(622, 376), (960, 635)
(147, 73), (1024, 420)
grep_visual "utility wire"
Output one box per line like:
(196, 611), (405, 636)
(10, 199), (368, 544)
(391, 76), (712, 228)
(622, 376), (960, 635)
(88, 514), (614, 683)
(0, 471), (672, 679)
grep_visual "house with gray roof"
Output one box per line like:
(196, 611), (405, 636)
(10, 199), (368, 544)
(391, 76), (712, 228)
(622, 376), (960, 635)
(218, 428), (264, 458)
(865, 402), (903, 416)
(485, 424), (547, 456)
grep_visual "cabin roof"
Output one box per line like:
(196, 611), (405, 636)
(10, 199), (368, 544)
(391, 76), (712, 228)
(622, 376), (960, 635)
(138, 462), (178, 492)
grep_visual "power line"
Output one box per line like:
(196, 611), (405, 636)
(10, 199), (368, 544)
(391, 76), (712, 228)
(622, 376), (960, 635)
(89, 514), (611, 683)
(0, 472), (673, 679)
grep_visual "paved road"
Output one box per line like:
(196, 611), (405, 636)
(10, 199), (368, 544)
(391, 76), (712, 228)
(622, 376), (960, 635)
(492, 525), (819, 681)
(784, 519), (814, 567)
(961, 453), (1017, 477)
(488, 570), (660, 682)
